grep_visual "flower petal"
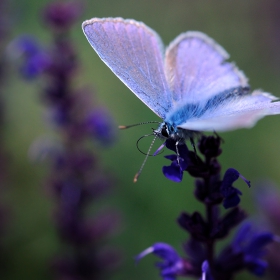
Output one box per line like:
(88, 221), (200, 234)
(163, 163), (183, 182)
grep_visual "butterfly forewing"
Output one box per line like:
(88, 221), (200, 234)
(82, 18), (172, 119)
(83, 18), (280, 135)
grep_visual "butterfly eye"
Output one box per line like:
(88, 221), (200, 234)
(161, 125), (169, 138)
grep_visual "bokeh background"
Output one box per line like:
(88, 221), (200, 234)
(2, 0), (280, 279)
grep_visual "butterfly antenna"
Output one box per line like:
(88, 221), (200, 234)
(136, 133), (154, 155)
(119, 121), (160, 130)
(134, 135), (158, 183)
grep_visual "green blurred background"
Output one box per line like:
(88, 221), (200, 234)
(3, 0), (280, 279)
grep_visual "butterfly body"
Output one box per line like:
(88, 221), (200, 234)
(153, 122), (198, 142)
(82, 17), (280, 142)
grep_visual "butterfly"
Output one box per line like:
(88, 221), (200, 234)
(82, 17), (280, 180)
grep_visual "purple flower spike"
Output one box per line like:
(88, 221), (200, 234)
(136, 243), (184, 280)
(17, 3), (122, 278)
(221, 168), (250, 208)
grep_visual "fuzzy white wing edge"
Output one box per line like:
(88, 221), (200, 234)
(178, 90), (280, 131)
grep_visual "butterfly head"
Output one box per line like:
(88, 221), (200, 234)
(153, 122), (176, 139)
(154, 122), (199, 142)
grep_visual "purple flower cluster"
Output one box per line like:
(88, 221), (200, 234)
(16, 1), (120, 279)
(137, 135), (275, 280)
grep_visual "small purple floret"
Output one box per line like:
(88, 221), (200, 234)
(221, 168), (250, 208)
(136, 243), (184, 280)
(163, 159), (184, 183)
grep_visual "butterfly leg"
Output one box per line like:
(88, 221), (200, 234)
(175, 140), (183, 166)
(213, 131), (224, 143)
(190, 137), (197, 155)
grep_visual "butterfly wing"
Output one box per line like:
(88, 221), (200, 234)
(82, 17), (172, 119)
(164, 31), (248, 104)
(177, 90), (280, 131)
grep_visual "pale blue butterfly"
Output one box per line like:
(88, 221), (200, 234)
(82, 18), (280, 180)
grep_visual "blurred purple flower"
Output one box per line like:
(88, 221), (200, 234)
(218, 222), (274, 277)
(14, 35), (41, 56)
(43, 1), (84, 30)
(233, 223), (273, 275)
(86, 108), (117, 145)
(12, 35), (50, 78)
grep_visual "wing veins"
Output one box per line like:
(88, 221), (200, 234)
(138, 28), (153, 86)
(124, 24), (141, 77)
(151, 35), (169, 98)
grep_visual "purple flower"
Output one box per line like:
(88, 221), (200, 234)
(162, 135), (223, 182)
(220, 168), (251, 208)
(136, 243), (186, 280)
(162, 139), (189, 182)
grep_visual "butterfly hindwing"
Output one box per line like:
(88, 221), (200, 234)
(82, 17), (172, 119)
(165, 31), (248, 104)
(178, 90), (280, 131)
